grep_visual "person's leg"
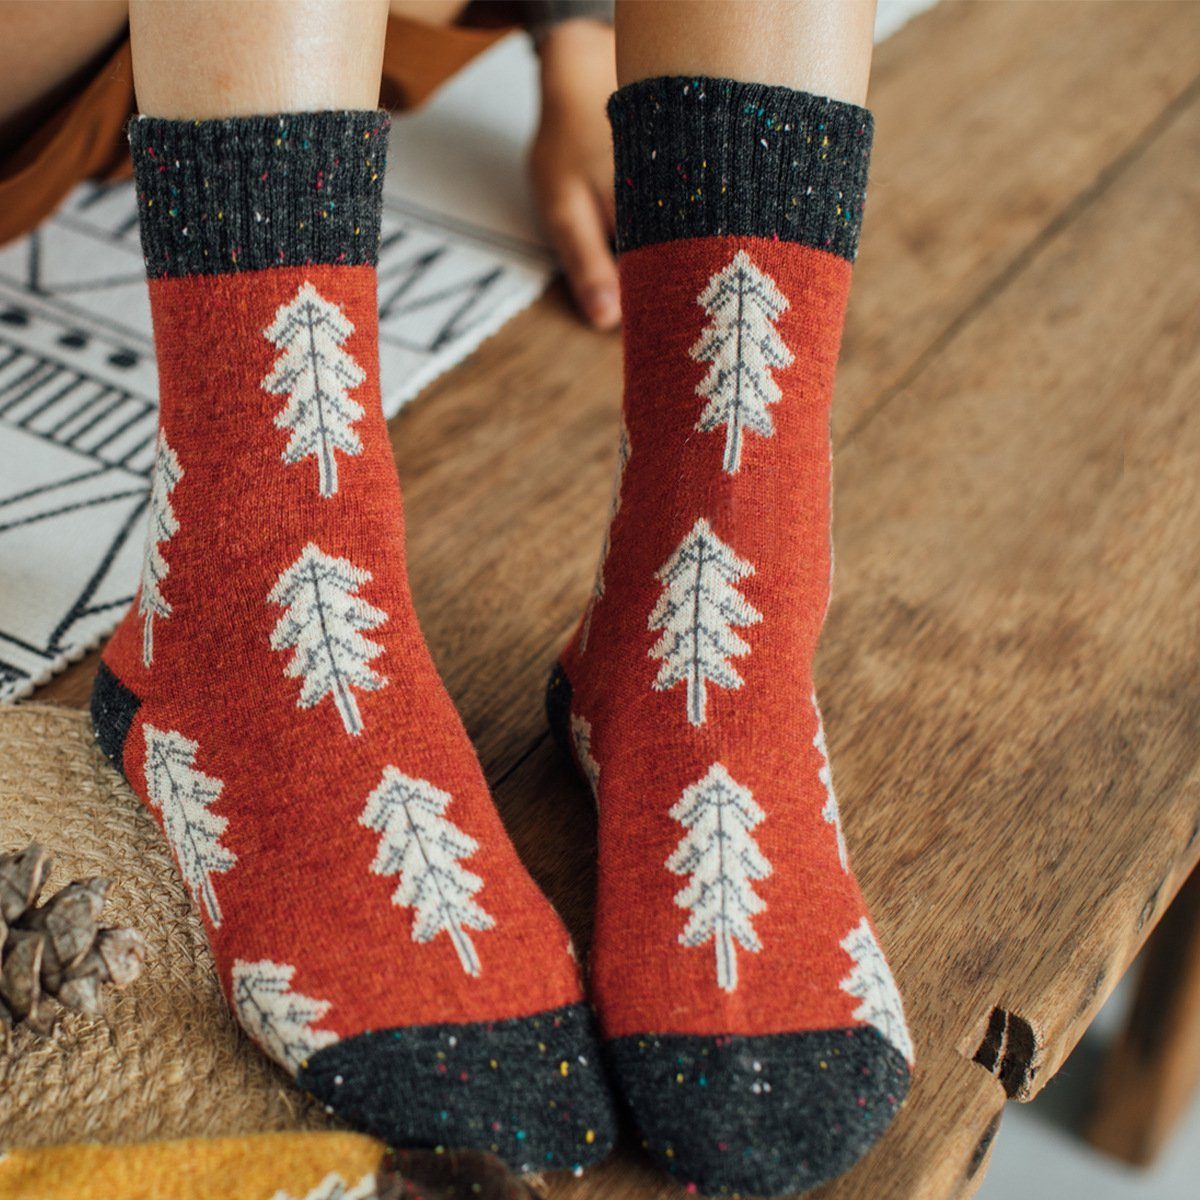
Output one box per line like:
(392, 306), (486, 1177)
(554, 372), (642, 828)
(615, 0), (874, 101)
(0, 1), (128, 140)
(94, 0), (614, 1172)
(130, 0), (387, 116)
(551, 1), (912, 1194)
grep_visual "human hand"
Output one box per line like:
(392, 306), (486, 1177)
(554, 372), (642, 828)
(529, 18), (620, 330)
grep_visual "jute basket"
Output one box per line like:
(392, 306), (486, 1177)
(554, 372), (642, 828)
(0, 704), (332, 1147)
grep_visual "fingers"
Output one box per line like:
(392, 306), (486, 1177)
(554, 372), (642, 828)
(540, 179), (621, 331)
(598, 177), (616, 234)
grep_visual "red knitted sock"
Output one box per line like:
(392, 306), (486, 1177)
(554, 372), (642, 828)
(91, 111), (615, 1173)
(549, 79), (913, 1196)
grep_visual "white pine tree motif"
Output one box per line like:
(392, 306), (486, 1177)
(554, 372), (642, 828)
(649, 517), (762, 726)
(273, 1174), (378, 1200)
(690, 249), (794, 474)
(142, 724), (235, 926)
(580, 416), (630, 652)
(138, 431), (182, 666)
(269, 543), (387, 737)
(666, 763), (771, 993)
(232, 959), (338, 1075)
(360, 767), (494, 977)
(262, 281), (367, 498)
(839, 916), (914, 1064)
(813, 694), (848, 871)
(571, 713), (600, 797)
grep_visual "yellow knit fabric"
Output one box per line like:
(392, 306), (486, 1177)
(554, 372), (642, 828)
(0, 1131), (386, 1200)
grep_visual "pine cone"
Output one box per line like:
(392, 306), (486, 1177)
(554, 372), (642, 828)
(0, 843), (146, 1039)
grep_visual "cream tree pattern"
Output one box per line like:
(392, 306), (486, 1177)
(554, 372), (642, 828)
(269, 543), (387, 737)
(138, 431), (182, 666)
(360, 767), (495, 977)
(666, 763), (771, 993)
(272, 1173), (379, 1200)
(690, 249), (793, 474)
(571, 712), (600, 797)
(813, 695), (848, 871)
(649, 517), (762, 726)
(839, 916), (914, 1064)
(262, 281), (367, 498)
(232, 958), (338, 1075)
(580, 416), (630, 652)
(142, 723), (235, 926)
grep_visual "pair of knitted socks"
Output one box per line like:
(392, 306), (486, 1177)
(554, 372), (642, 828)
(92, 77), (911, 1197)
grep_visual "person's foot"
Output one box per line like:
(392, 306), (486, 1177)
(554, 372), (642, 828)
(92, 111), (615, 1174)
(550, 79), (913, 1196)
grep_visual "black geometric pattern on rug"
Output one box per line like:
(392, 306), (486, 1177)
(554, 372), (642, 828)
(0, 174), (550, 702)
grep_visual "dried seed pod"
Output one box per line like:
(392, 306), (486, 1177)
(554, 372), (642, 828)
(0, 844), (145, 1038)
(94, 928), (149, 988)
(0, 928), (44, 1021)
(56, 973), (102, 1016)
(0, 844), (51, 924)
(25, 878), (109, 970)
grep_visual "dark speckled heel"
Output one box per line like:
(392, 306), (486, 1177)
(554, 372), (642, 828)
(608, 1028), (910, 1196)
(543, 660), (912, 1195)
(90, 660), (141, 779)
(94, 656), (617, 1176)
(298, 1002), (616, 1175)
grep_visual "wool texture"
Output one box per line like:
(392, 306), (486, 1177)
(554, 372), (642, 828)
(93, 111), (615, 1174)
(551, 78), (913, 1196)
(0, 1132), (387, 1200)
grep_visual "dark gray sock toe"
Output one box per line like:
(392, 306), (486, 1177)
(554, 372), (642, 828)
(91, 661), (140, 776)
(298, 1002), (617, 1175)
(607, 1027), (910, 1196)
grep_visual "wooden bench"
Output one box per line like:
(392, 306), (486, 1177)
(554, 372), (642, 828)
(35, 3), (1200, 1195)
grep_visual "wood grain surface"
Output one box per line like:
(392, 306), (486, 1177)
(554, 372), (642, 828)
(29, 3), (1200, 1197)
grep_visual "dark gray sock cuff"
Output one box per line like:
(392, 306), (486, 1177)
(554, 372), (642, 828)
(608, 77), (873, 260)
(128, 110), (390, 278)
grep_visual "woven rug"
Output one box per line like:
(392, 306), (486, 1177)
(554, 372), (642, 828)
(0, 2), (936, 703)
(0, 704), (334, 1144)
(0, 35), (551, 702)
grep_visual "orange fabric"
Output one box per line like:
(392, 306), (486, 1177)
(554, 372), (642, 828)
(380, 16), (507, 111)
(101, 263), (585, 1032)
(0, 37), (134, 246)
(560, 236), (884, 1040)
(0, 16), (509, 247)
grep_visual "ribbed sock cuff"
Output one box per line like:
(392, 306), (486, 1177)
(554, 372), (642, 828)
(128, 110), (390, 278)
(608, 77), (873, 260)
